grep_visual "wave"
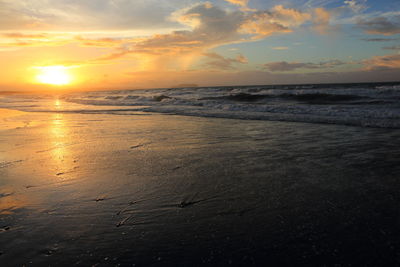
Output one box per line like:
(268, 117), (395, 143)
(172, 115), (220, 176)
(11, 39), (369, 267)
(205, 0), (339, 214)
(141, 105), (400, 129)
(65, 85), (400, 128)
(200, 93), (269, 102)
(1, 83), (400, 129)
(200, 92), (367, 103)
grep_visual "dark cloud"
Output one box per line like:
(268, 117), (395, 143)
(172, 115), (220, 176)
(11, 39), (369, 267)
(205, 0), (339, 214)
(361, 38), (398, 42)
(263, 60), (346, 72)
(202, 52), (247, 70)
(358, 16), (400, 35)
(121, 68), (400, 89)
(383, 45), (400, 50)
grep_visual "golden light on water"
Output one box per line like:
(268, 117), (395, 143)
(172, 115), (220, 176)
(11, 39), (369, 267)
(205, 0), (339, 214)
(50, 113), (72, 177)
(35, 66), (72, 86)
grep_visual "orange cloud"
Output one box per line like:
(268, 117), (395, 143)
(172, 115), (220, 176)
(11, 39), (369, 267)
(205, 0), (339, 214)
(74, 36), (132, 47)
(363, 54), (400, 70)
(0, 2), (340, 82)
(0, 3), (329, 58)
(272, 5), (312, 27)
(313, 8), (332, 34)
(2, 32), (50, 38)
(225, 0), (249, 7)
(240, 5), (311, 38)
(0, 31), (71, 47)
(53, 3), (325, 71)
(0, 39), (71, 47)
(272, 46), (289, 50)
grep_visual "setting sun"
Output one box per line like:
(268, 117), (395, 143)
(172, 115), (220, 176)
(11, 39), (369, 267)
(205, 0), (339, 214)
(35, 66), (72, 86)
(1, 0), (400, 266)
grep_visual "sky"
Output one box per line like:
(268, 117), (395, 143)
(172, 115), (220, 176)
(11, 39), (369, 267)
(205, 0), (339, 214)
(0, 0), (399, 90)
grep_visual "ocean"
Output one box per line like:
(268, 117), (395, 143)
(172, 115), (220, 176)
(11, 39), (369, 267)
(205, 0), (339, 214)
(1, 82), (400, 128)
(0, 82), (400, 266)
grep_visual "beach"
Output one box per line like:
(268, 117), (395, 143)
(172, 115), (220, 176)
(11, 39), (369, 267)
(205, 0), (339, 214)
(2, 0), (400, 264)
(1, 106), (400, 266)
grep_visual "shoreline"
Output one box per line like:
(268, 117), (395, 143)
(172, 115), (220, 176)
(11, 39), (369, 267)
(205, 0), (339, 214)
(0, 108), (25, 120)
(1, 80), (400, 95)
(1, 110), (400, 265)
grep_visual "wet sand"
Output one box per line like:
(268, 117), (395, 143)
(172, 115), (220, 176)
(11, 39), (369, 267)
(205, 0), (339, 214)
(1, 110), (400, 266)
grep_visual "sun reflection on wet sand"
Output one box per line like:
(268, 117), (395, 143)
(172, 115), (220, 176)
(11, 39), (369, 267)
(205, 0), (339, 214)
(0, 186), (32, 215)
(54, 99), (61, 109)
(49, 112), (73, 178)
(0, 193), (28, 215)
(0, 110), (79, 216)
(0, 108), (27, 131)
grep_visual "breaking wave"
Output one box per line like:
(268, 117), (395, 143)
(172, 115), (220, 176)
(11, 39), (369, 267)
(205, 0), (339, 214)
(1, 83), (400, 128)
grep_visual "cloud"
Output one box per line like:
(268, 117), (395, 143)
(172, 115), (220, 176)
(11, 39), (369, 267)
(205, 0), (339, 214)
(134, 2), (245, 54)
(0, 3), (242, 54)
(126, 3), (318, 55)
(74, 36), (132, 47)
(363, 54), (400, 70)
(122, 67), (400, 89)
(263, 62), (307, 71)
(225, 0), (249, 7)
(312, 7), (332, 34)
(358, 16), (400, 35)
(303, 0), (338, 9)
(383, 45), (400, 50)
(272, 46), (289, 50)
(240, 5), (312, 38)
(1, 31), (131, 49)
(263, 60), (347, 71)
(1, 31), (145, 49)
(51, 48), (138, 67)
(2, 32), (50, 38)
(0, 31), (73, 47)
(362, 38), (398, 42)
(202, 52), (247, 70)
(0, 1), (343, 76)
(0, 0), (184, 31)
(0, 2), (332, 56)
(344, 0), (367, 13)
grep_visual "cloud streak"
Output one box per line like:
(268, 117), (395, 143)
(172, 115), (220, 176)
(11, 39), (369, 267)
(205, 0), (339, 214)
(202, 52), (247, 70)
(358, 16), (400, 35)
(225, 0), (249, 7)
(361, 38), (398, 42)
(263, 60), (347, 72)
(363, 54), (400, 70)
(344, 0), (368, 14)
(383, 45), (400, 50)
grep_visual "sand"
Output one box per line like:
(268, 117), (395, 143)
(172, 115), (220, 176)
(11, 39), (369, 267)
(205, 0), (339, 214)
(0, 110), (400, 266)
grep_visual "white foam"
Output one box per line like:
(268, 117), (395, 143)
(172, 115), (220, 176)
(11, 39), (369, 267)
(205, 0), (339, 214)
(1, 85), (399, 128)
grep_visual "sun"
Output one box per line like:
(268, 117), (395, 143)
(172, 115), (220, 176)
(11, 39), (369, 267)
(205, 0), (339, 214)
(35, 66), (72, 86)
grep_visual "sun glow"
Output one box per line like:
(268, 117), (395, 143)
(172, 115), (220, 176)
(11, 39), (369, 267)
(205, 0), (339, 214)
(35, 66), (72, 86)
